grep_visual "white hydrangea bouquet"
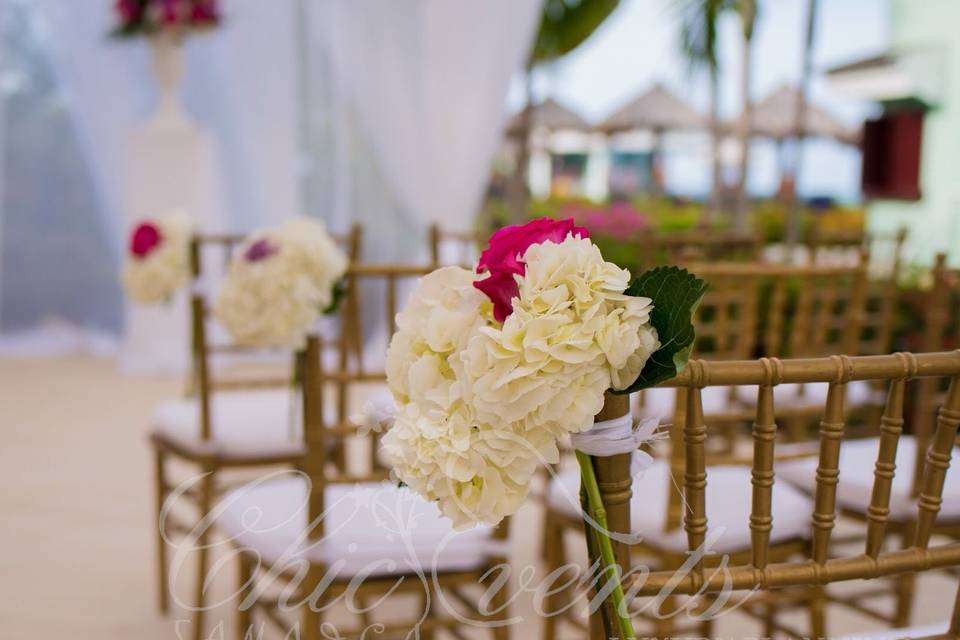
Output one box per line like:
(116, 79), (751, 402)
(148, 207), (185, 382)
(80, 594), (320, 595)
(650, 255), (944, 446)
(214, 217), (348, 348)
(380, 218), (705, 638)
(121, 212), (193, 303)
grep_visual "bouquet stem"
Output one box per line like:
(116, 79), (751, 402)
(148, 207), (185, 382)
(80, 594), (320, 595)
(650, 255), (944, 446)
(578, 392), (635, 640)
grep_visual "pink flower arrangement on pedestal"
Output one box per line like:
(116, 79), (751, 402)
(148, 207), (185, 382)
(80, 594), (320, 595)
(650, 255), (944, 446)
(112, 0), (220, 38)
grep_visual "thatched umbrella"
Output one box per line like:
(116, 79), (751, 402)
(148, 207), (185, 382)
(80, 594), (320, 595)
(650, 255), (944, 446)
(505, 98), (590, 137)
(597, 83), (705, 134)
(597, 84), (704, 195)
(732, 85), (859, 144)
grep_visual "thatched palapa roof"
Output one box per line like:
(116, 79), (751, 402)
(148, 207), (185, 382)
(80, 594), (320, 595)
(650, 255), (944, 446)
(598, 83), (705, 134)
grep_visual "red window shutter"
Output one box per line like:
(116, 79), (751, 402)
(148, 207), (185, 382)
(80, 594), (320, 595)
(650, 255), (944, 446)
(861, 109), (923, 201)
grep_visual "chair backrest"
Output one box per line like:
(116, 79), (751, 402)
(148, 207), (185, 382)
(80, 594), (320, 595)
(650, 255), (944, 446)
(428, 224), (481, 268)
(299, 262), (512, 542)
(299, 263), (433, 502)
(635, 231), (761, 272)
(628, 351), (960, 638)
(187, 225), (362, 441)
(687, 262), (869, 360)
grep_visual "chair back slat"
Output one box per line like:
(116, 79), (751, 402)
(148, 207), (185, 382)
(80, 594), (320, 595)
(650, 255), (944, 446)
(766, 275), (788, 357)
(914, 376), (960, 549)
(811, 378), (847, 564)
(749, 382), (777, 569)
(683, 381), (708, 579)
(858, 228), (907, 355)
(865, 376), (907, 558)
(912, 254), (960, 494)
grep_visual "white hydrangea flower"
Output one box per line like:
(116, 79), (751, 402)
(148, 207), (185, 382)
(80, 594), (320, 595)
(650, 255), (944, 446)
(385, 266), (488, 404)
(462, 236), (659, 436)
(381, 234), (659, 529)
(213, 217), (348, 348)
(121, 212), (193, 304)
(381, 402), (556, 529)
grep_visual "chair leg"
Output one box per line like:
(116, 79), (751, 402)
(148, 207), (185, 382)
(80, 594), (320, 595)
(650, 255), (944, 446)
(489, 564), (511, 640)
(895, 525), (917, 627)
(420, 587), (436, 640)
(697, 597), (715, 638)
(653, 595), (676, 640)
(541, 513), (567, 640)
(809, 584), (827, 640)
(154, 447), (169, 614)
(895, 572), (916, 626)
(192, 469), (215, 640)
(301, 600), (323, 640)
(236, 553), (253, 640)
(761, 598), (775, 637)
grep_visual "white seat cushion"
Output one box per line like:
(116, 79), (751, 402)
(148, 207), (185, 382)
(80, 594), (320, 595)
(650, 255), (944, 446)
(735, 381), (885, 409)
(636, 386), (743, 420)
(547, 460), (813, 553)
(152, 387), (395, 458)
(779, 436), (960, 522)
(152, 389), (303, 458)
(217, 474), (504, 577)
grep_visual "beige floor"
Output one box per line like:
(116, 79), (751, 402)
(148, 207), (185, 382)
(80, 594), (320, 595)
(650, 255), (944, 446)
(0, 355), (956, 639)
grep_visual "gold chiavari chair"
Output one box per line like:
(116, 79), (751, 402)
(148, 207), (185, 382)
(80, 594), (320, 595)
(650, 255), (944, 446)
(708, 261), (876, 441)
(149, 225), (361, 640)
(618, 351), (960, 640)
(428, 223), (482, 268)
(643, 261), (872, 440)
(541, 261), (870, 639)
(216, 264), (512, 640)
(778, 253), (960, 628)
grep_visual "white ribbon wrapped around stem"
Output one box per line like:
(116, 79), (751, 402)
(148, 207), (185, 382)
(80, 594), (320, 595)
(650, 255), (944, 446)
(569, 415), (661, 477)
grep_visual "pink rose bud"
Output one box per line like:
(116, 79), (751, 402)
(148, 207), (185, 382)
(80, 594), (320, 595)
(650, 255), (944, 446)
(474, 217), (588, 322)
(130, 222), (163, 258)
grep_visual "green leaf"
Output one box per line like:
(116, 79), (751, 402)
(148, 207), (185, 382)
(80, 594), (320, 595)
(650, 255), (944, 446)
(322, 278), (348, 316)
(532, 0), (621, 65)
(614, 265), (707, 393)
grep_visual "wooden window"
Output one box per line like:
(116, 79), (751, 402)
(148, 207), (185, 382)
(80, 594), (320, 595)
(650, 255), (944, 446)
(861, 109), (924, 201)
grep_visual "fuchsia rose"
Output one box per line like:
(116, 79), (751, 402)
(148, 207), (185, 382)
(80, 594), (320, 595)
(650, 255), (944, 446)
(190, 1), (219, 24)
(474, 217), (589, 322)
(114, 0), (139, 22)
(130, 222), (163, 258)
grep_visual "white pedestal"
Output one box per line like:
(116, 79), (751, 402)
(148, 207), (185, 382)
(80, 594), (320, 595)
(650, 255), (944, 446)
(120, 120), (225, 375)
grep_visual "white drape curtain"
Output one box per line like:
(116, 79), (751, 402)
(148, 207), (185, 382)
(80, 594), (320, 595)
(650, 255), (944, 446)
(313, 0), (541, 230)
(0, 0), (540, 354)
(33, 0), (301, 237)
(184, 0), (301, 230)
